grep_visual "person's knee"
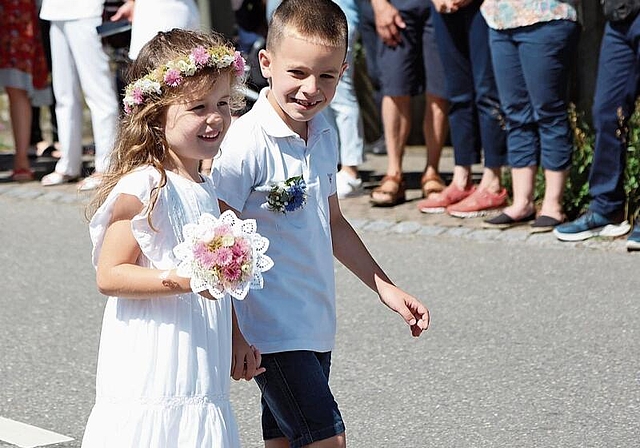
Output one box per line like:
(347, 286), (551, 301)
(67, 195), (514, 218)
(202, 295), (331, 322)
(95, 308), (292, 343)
(306, 432), (346, 448)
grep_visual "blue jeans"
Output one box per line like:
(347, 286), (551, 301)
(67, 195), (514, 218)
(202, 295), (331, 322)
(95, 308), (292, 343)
(254, 351), (345, 447)
(589, 14), (640, 217)
(489, 20), (580, 171)
(431, 1), (506, 168)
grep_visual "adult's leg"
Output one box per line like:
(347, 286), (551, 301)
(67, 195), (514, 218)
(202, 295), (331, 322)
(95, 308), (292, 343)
(381, 95), (411, 179)
(421, 5), (448, 190)
(489, 27), (537, 219)
(68, 16), (119, 175)
(6, 88), (32, 173)
(423, 94), (448, 180)
(371, 2), (425, 205)
(49, 20), (84, 178)
(431, 7), (477, 189)
(466, 3), (505, 193)
(589, 17), (640, 217)
(518, 20), (579, 221)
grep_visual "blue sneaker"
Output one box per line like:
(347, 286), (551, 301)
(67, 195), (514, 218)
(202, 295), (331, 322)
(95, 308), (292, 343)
(553, 210), (631, 242)
(626, 223), (640, 251)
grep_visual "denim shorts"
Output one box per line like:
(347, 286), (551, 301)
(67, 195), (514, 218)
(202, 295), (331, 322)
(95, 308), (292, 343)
(377, 0), (446, 97)
(253, 351), (345, 447)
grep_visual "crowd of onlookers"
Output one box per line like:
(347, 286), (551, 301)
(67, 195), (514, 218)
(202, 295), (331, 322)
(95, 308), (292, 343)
(1, 0), (639, 249)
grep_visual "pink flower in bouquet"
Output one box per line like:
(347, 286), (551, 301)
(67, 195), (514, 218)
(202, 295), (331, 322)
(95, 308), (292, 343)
(193, 241), (217, 269)
(223, 263), (243, 282)
(231, 238), (250, 259)
(212, 247), (233, 266)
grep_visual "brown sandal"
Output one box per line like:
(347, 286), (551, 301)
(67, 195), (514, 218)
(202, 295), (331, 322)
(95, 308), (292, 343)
(370, 174), (406, 207)
(420, 173), (445, 198)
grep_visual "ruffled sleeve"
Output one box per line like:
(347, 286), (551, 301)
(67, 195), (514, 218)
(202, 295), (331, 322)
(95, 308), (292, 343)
(89, 166), (168, 270)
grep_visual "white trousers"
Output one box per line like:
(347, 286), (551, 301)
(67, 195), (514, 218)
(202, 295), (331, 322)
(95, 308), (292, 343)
(129, 0), (201, 60)
(49, 17), (119, 176)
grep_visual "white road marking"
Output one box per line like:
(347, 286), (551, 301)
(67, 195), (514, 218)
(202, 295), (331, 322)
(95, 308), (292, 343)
(0, 417), (73, 448)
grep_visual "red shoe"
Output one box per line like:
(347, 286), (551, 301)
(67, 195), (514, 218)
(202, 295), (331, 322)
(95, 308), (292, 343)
(10, 168), (34, 183)
(417, 183), (476, 214)
(446, 187), (508, 218)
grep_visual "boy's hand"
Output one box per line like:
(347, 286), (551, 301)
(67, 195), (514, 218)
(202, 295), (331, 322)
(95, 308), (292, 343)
(231, 337), (266, 381)
(377, 282), (430, 337)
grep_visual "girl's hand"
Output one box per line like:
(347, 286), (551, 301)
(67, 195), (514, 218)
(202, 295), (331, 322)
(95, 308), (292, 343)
(231, 319), (266, 380)
(231, 343), (266, 381)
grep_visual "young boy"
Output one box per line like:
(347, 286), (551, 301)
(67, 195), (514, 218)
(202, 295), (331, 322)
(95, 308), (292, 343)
(212, 0), (430, 446)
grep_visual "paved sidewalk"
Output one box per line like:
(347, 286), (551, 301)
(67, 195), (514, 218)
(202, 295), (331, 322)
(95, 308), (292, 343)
(0, 148), (634, 253)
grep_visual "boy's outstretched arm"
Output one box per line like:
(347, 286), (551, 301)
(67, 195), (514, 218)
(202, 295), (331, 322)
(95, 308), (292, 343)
(328, 195), (430, 337)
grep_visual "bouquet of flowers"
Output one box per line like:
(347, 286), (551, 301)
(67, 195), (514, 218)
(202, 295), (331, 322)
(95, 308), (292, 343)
(266, 175), (308, 213)
(173, 210), (273, 300)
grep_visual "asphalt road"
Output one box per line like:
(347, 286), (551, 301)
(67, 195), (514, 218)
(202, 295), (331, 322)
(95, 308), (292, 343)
(0, 194), (638, 448)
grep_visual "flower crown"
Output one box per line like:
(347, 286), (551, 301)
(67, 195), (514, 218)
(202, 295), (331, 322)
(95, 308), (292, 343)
(123, 46), (246, 114)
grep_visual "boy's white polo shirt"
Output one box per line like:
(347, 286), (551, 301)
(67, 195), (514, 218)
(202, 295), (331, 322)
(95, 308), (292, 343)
(213, 88), (339, 354)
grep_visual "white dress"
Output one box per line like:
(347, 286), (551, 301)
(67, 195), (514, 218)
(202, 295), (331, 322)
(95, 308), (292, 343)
(82, 166), (240, 447)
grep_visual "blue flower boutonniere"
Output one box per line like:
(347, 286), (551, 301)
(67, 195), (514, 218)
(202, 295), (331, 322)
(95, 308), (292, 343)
(266, 175), (307, 213)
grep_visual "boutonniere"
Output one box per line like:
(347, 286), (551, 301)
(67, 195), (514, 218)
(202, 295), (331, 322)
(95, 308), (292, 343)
(266, 175), (307, 213)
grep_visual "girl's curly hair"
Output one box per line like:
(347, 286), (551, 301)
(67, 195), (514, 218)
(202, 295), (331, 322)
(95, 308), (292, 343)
(86, 29), (245, 227)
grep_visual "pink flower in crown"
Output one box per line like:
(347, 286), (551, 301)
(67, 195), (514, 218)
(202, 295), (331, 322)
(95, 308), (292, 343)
(132, 87), (144, 105)
(164, 68), (182, 87)
(233, 51), (245, 78)
(190, 46), (210, 66)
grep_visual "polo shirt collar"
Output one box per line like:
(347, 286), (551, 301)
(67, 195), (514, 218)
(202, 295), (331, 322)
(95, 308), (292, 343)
(255, 88), (332, 141)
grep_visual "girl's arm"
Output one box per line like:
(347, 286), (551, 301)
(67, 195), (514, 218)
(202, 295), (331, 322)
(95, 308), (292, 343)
(328, 195), (430, 337)
(96, 193), (192, 298)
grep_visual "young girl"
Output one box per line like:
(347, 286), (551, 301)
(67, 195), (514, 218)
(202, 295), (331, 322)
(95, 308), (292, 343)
(82, 29), (262, 447)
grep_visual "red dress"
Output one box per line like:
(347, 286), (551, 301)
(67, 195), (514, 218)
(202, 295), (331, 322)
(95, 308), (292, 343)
(0, 0), (51, 105)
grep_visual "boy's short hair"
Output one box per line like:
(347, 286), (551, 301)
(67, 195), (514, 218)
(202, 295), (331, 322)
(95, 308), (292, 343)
(267, 0), (348, 56)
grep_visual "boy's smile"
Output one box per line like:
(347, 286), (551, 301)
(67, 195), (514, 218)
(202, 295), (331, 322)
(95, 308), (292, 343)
(259, 34), (347, 138)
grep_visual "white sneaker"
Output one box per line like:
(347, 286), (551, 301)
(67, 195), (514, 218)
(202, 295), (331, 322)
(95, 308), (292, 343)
(336, 171), (363, 199)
